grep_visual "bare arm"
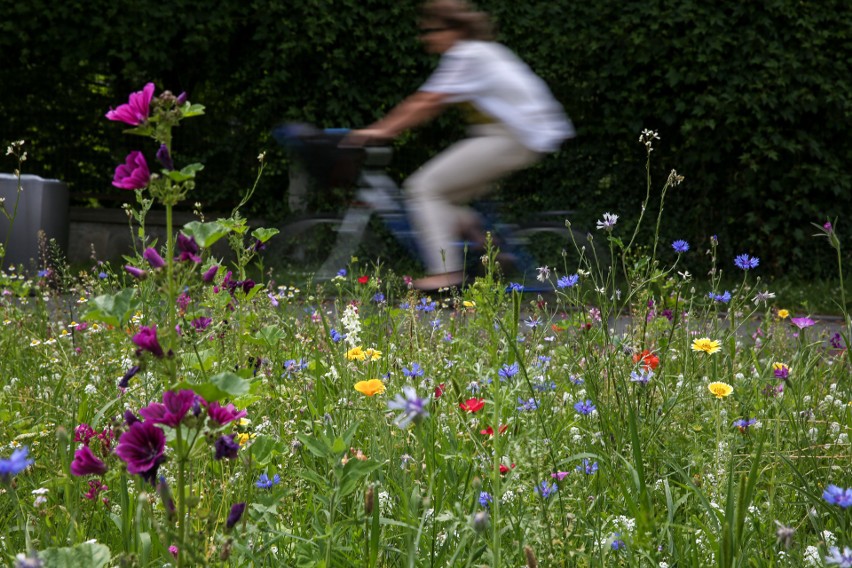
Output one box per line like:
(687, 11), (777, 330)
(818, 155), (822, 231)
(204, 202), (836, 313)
(357, 91), (448, 140)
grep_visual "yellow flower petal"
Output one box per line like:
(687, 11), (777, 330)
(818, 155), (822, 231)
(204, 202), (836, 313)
(691, 337), (722, 354)
(708, 382), (733, 398)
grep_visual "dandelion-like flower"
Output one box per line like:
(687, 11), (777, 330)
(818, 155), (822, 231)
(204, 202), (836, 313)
(387, 387), (430, 428)
(354, 379), (386, 397)
(691, 337), (721, 354)
(596, 212), (619, 231)
(733, 254), (760, 270)
(346, 346), (366, 361)
(777, 309), (790, 319)
(708, 382), (733, 399)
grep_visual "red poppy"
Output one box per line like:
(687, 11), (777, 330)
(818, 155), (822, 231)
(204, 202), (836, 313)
(459, 398), (485, 413)
(633, 349), (660, 371)
(434, 383), (445, 398)
(357, 275), (369, 284)
(479, 424), (509, 436)
(499, 463), (516, 475)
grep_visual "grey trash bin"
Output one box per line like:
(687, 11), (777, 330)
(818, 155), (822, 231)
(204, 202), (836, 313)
(0, 174), (70, 271)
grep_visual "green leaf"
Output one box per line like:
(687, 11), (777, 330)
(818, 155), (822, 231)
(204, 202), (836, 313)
(248, 325), (285, 348)
(181, 102), (206, 118)
(251, 435), (283, 466)
(38, 542), (112, 568)
(251, 227), (280, 243)
(174, 371), (250, 402)
(166, 163), (204, 183)
(181, 220), (231, 248)
(331, 436), (347, 454)
(297, 433), (330, 458)
(83, 288), (138, 328)
(182, 348), (216, 372)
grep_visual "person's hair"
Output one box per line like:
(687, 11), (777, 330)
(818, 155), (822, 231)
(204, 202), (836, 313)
(420, 0), (495, 41)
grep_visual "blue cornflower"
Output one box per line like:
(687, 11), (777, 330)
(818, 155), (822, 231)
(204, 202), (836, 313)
(499, 362), (519, 381)
(430, 319), (442, 329)
(98, 271), (108, 279)
(507, 282), (524, 293)
(671, 240), (690, 254)
(256, 473), (281, 489)
(517, 397), (538, 412)
(537, 355), (552, 367)
(569, 375), (585, 385)
(37, 269), (49, 278)
(823, 485), (852, 508)
(611, 533), (626, 551)
(478, 491), (492, 508)
(826, 546), (852, 567)
(337, 268), (347, 277)
(557, 274), (579, 289)
(576, 458), (599, 475)
(708, 290), (732, 303)
(573, 399), (596, 415)
(532, 380), (557, 392)
(330, 329), (346, 343)
(282, 359), (308, 377)
(372, 293), (385, 303)
(402, 363), (424, 378)
(387, 387), (430, 428)
(630, 369), (653, 385)
(524, 316), (541, 328)
(734, 254), (760, 270)
(399, 302), (411, 309)
(733, 418), (758, 433)
(534, 480), (557, 499)
(416, 298), (437, 312)
(0, 447), (33, 483)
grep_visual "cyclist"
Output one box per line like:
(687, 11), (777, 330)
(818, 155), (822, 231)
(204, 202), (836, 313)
(352, 0), (574, 290)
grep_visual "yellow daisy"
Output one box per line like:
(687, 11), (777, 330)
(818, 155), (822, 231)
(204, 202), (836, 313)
(346, 346), (366, 361)
(777, 309), (790, 319)
(691, 337), (722, 354)
(354, 379), (386, 397)
(708, 382), (733, 399)
(364, 348), (382, 361)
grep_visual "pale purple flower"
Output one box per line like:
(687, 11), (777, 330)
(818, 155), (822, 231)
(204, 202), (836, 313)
(202, 265), (219, 283)
(791, 317), (815, 329)
(174, 234), (201, 263)
(596, 212), (619, 231)
(826, 546), (852, 567)
(155, 144), (174, 170)
(124, 265), (146, 279)
(387, 387), (430, 428)
(226, 502), (246, 529)
(207, 402), (247, 426)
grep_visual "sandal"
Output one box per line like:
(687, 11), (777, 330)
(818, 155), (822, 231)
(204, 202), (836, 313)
(413, 271), (464, 291)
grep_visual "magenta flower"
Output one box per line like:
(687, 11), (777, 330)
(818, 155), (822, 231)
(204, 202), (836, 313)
(175, 233), (201, 263)
(207, 402), (247, 426)
(190, 316), (212, 332)
(106, 82), (155, 126)
(112, 151), (150, 190)
(124, 265), (147, 279)
(70, 446), (108, 476)
(791, 317), (815, 329)
(139, 390), (197, 428)
(132, 325), (165, 358)
(202, 265), (219, 283)
(143, 247), (166, 269)
(115, 421), (166, 484)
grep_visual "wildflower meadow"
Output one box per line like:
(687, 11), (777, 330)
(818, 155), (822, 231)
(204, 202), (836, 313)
(1, 85), (851, 568)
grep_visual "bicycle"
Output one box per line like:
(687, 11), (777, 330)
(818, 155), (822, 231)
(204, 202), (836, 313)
(268, 123), (600, 289)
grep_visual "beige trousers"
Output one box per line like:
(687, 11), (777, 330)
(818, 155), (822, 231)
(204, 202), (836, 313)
(404, 123), (541, 274)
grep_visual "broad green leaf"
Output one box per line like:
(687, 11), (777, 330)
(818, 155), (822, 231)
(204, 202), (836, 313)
(181, 102), (206, 117)
(297, 433), (330, 458)
(331, 436), (346, 454)
(251, 227), (280, 243)
(166, 163), (204, 183)
(182, 220), (231, 249)
(38, 542), (111, 568)
(251, 435), (283, 466)
(83, 288), (138, 327)
(174, 372), (250, 402)
(182, 348), (216, 372)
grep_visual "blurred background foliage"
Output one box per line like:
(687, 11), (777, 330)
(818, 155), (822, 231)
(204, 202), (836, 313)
(1, 0), (849, 277)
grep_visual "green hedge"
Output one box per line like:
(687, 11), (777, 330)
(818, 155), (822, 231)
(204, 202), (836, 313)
(1, 0), (849, 276)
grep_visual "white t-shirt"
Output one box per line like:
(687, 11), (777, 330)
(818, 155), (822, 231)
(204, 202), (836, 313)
(419, 40), (575, 153)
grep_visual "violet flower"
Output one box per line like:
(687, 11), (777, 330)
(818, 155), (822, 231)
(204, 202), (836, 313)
(70, 446), (108, 476)
(139, 390), (196, 428)
(132, 325), (164, 358)
(202, 265), (219, 283)
(143, 247), (166, 269)
(124, 265), (147, 279)
(156, 144), (174, 170)
(106, 82), (155, 126)
(190, 317), (212, 332)
(112, 151), (150, 190)
(214, 434), (240, 460)
(174, 234), (201, 263)
(791, 317), (815, 329)
(118, 365), (141, 389)
(207, 402), (247, 426)
(115, 421), (166, 485)
(226, 502), (246, 529)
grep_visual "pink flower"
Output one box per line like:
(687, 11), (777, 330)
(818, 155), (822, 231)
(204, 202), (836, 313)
(791, 317), (815, 329)
(207, 402), (247, 426)
(106, 83), (155, 126)
(70, 446), (108, 476)
(551, 471), (570, 481)
(132, 325), (164, 358)
(112, 151), (150, 190)
(139, 390), (197, 428)
(115, 421), (166, 485)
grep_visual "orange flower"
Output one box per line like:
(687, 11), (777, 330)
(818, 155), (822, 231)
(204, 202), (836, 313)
(354, 379), (386, 397)
(633, 349), (660, 371)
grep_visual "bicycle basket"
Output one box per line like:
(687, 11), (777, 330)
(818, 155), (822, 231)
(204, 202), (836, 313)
(272, 122), (364, 191)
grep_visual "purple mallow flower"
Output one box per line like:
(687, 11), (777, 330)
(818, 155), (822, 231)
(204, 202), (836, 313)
(106, 82), (155, 126)
(139, 390), (196, 428)
(70, 446), (108, 476)
(156, 144), (174, 170)
(226, 502), (246, 529)
(733, 254), (760, 270)
(175, 233), (201, 263)
(143, 247), (166, 269)
(214, 434), (240, 460)
(132, 325), (164, 358)
(207, 402), (247, 426)
(202, 265), (219, 283)
(115, 421), (166, 485)
(124, 265), (146, 279)
(118, 365), (141, 389)
(112, 151), (150, 190)
(823, 485), (852, 508)
(387, 387), (430, 429)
